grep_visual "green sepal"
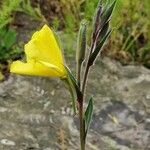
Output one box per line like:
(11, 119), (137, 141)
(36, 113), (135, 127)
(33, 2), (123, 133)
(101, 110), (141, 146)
(84, 97), (93, 136)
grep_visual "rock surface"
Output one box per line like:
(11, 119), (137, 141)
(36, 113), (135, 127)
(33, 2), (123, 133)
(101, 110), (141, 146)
(0, 57), (150, 150)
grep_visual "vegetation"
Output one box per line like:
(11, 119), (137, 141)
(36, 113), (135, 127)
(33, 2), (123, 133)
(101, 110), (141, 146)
(110, 0), (150, 67)
(0, 0), (21, 29)
(0, 0), (46, 80)
(51, 0), (150, 67)
(0, 0), (150, 81)
(9, 2), (116, 149)
(0, 27), (19, 61)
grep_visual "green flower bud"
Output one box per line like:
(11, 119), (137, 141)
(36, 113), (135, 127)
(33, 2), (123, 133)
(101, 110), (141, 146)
(76, 21), (87, 64)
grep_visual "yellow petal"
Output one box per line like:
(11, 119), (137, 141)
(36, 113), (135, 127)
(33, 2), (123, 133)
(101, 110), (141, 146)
(39, 60), (66, 76)
(25, 25), (64, 68)
(10, 60), (65, 77)
(10, 25), (67, 77)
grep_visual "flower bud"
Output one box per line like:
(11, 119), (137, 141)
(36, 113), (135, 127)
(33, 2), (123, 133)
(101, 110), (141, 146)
(76, 21), (87, 64)
(92, 1), (103, 41)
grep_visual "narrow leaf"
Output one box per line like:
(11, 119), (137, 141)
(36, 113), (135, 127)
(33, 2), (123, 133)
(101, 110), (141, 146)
(65, 66), (77, 85)
(92, 3), (103, 41)
(65, 66), (82, 99)
(97, 20), (109, 43)
(101, 0), (116, 26)
(89, 29), (112, 66)
(84, 97), (93, 135)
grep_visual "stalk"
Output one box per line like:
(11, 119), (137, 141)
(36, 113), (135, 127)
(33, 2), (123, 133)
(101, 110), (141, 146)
(76, 1), (116, 149)
(79, 100), (85, 150)
(77, 61), (82, 88)
(81, 42), (95, 94)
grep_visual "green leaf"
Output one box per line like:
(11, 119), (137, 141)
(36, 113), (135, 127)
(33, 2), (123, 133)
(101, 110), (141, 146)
(92, 3), (102, 41)
(101, 0), (116, 26)
(97, 20), (109, 43)
(4, 29), (17, 49)
(65, 65), (77, 87)
(140, 47), (150, 62)
(84, 97), (93, 135)
(89, 29), (112, 66)
(64, 66), (82, 99)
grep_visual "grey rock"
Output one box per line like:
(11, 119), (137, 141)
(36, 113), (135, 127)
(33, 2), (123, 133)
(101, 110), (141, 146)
(0, 57), (150, 149)
(1, 139), (15, 146)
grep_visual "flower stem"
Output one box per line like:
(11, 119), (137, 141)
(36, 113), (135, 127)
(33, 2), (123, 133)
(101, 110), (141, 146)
(77, 61), (82, 88)
(81, 42), (95, 95)
(81, 64), (90, 94)
(79, 100), (85, 150)
(78, 42), (95, 150)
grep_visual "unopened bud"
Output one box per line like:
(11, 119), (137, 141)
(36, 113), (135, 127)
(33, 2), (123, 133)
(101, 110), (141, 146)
(92, 1), (103, 41)
(76, 21), (87, 64)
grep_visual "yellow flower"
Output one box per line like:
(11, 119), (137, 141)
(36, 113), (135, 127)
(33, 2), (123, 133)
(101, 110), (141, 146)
(10, 25), (66, 78)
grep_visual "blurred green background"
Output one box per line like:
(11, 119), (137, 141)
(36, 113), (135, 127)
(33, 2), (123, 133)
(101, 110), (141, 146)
(0, 0), (150, 80)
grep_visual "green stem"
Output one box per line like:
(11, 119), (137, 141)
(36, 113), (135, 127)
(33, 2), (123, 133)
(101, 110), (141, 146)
(81, 64), (90, 94)
(68, 82), (76, 115)
(64, 78), (76, 115)
(78, 42), (95, 150)
(76, 61), (82, 88)
(81, 42), (95, 95)
(79, 100), (85, 150)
